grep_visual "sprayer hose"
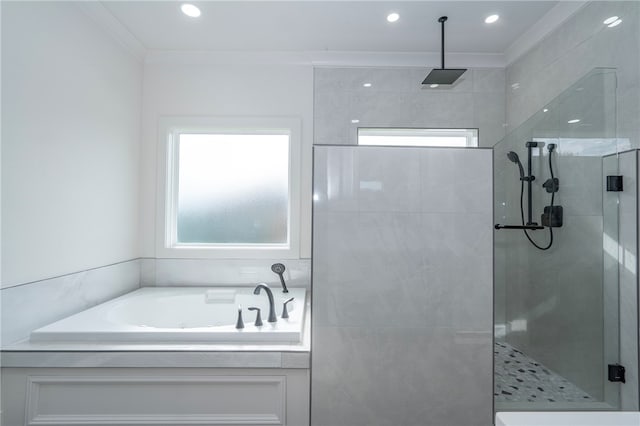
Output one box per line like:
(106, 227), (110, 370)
(521, 151), (555, 250)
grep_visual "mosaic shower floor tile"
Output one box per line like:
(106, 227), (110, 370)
(494, 341), (595, 403)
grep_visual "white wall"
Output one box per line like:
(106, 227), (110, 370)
(1, 1), (143, 288)
(139, 61), (314, 262)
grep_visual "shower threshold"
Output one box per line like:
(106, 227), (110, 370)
(494, 341), (599, 408)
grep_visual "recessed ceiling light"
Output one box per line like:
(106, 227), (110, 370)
(363, 83), (372, 88)
(567, 119), (581, 124)
(608, 19), (622, 28)
(603, 16), (619, 25)
(485, 14), (499, 24)
(430, 84), (439, 88)
(181, 4), (201, 18)
(387, 13), (400, 23)
(351, 119), (360, 124)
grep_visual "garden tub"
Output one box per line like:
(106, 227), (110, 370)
(30, 286), (307, 344)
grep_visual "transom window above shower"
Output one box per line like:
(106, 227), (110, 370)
(358, 128), (478, 148)
(157, 117), (301, 259)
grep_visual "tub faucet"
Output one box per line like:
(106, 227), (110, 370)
(253, 283), (277, 323)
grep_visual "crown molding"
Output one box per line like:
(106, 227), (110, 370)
(145, 50), (506, 68)
(504, 1), (588, 66)
(75, 1), (146, 62)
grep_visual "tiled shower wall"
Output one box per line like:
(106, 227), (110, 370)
(495, 149), (610, 401)
(314, 67), (506, 147)
(311, 146), (493, 426)
(506, 2), (640, 148)
(502, 1), (640, 409)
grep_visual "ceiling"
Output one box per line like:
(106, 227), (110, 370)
(101, 1), (560, 55)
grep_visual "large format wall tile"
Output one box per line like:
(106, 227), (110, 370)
(312, 326), (492, 426)
(314, 67), (506, 148)
(506, 2), (640, 149)
(420, 149), (493, 214)
(502, 1), (640, 408)
(312, 146), (493, 426)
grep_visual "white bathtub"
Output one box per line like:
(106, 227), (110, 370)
(30, 286), (307, 344)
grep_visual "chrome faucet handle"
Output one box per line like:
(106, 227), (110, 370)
(235, 305), (244, 329)
(248, 307), (263, 327)
(281, 297), (294, 319)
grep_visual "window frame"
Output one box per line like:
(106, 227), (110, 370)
(357, 127), (479, 148)
(156, 117), (301, 259)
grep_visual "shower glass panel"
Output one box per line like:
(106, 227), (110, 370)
(494, 68), (622, 411)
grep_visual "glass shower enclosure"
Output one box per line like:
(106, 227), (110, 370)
(494, 68), (624, 411)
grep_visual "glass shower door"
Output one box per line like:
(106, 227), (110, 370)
(494, 68), (623, 411)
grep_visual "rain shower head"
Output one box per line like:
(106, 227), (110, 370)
(422, 69), (467, 85)
(422, 16), (467, 86)
(507, 151), (525, 179)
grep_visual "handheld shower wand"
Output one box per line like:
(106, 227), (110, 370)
(507, 151), (525, 180)
(271, 263), (289, 293)
(498, 143), (560, 250)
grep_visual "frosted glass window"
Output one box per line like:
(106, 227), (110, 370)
(358, 128), (478, 147)
(175, 133), (290, 245)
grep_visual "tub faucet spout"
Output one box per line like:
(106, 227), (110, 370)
(253, 283), (277, 322)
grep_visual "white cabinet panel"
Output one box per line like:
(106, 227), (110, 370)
(2, 368), (309, 426)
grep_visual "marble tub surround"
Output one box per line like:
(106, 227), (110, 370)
(312, 146), (493, 426)
(1, 259), (141, 347)
(141, 258), (311, 288)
